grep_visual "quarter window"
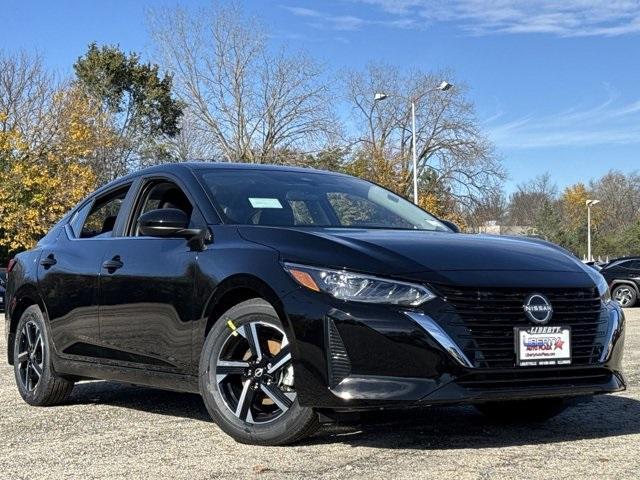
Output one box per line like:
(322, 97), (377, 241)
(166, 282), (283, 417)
(69, 202), (92, 238)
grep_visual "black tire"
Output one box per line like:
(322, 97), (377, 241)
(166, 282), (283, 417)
(612, 284), (637, 308)
(13, 305), (74, 406)
(199, 298), (319, 445)
(476, 398), (567, 423)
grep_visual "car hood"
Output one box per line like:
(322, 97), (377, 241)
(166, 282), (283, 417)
(237, 227), (591, 280)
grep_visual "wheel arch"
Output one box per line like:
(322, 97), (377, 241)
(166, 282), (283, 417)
(201, 274), (290, 341)
(610, 280), (640, 296)
(7, 284), (48, 365)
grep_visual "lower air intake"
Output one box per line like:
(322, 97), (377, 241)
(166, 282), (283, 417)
(326, 318), (351, 388)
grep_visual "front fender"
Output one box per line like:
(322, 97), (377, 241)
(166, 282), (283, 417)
(610, 279), (640, 296)
(191, 226), (302, 370)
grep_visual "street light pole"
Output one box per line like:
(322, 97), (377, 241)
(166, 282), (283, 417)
(374, 81), (453, 206)
(411, 100), (418, 204)
(587, 204), (592, 261)
(586, 199), (600, 262)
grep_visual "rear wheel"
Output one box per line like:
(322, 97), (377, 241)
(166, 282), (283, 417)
(199, 299), (319, 445)
(13, 305), (74, 406)
(612, 284), (637, 308)
(476, 398), (566, 422)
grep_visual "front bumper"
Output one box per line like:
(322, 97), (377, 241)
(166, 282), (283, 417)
(281, 288), (626, 411)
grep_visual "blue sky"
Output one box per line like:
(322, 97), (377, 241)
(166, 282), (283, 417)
(3, 0), (640, 192)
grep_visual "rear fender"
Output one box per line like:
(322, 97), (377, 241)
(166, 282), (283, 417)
(6, 283), (48, 365)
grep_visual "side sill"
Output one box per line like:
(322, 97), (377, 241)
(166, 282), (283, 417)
(53, 357), (200, 394)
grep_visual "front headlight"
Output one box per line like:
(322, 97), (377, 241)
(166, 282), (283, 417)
(284, 263), (436, 306)
(583, 264), (611, 304)
(596, 274), (611, 303)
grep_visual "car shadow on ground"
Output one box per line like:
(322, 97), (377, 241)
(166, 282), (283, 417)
(66, 380), (640, 450)
(68, 380), (212, 422)
(306, 394), (640, 450)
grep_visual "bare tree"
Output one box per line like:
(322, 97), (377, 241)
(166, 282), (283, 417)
(344, 63), (504, 207)
(147, 3), (338, 163)
(163, 108), (217, 162)
(508, 172), (558, 226)
(590, 170), (640, 231)
(0, 50), (60, 163)
(465, 189), (508, 231)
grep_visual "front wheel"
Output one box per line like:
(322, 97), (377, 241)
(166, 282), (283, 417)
(199, 299), (319, 445)
(13, 305), (74, 406)
(476, 398), (566, 423)
(612, 285), (637, 308)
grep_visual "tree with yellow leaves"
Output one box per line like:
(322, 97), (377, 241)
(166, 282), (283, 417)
(561, 183), (598, 230)
(0, 83), (104, 253)
(0, 158), (95, 251)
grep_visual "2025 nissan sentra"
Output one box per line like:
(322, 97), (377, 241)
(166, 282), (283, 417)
(5, 163), (625, 445)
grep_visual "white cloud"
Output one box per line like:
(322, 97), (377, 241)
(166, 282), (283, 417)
(348, 0), (640, 37)
(282, 7), (322, 18)
(485, 93), (640, 149)
(282, 5), (417, 31)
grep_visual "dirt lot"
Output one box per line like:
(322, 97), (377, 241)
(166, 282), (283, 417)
(1, 310), (639, 480)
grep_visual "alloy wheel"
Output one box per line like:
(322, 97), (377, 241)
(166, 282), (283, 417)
(613, 287), (634, 307)
(17, 320), (44, 392)
(213, 321), (295, 424)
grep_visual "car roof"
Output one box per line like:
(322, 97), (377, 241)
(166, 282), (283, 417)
(188, 161), (339, 173)
(148, 161), (347, 176)
(608, 256), (640, 263)
(603, 256), (640, 268)
(94, 162), (348, 195)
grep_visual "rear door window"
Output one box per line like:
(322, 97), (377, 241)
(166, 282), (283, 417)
(79, 186), (130, 239)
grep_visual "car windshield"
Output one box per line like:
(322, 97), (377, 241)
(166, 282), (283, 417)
(197, 169), (450, 231)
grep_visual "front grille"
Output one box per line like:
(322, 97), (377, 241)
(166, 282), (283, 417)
(434, 285), (607, 369)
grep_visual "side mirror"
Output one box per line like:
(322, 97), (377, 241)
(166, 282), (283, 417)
(138, 208), (190, 238)
(441, 220), (460, 233)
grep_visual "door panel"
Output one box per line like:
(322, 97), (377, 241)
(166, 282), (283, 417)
(98, 238), (197, 372)
(39, 183), (133, 360)
(38, 229), (106, 356)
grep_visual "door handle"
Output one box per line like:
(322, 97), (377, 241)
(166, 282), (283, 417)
(102, 256), (124, 272)
(40, 254), (57, 269)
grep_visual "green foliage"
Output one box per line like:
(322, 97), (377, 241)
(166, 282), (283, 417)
(306, 147), (350, 172)
(517, 175), (640, 259)
(534, 201), (563, 242)
(593, 220), (640, 258)
(74, 43), (183, 139)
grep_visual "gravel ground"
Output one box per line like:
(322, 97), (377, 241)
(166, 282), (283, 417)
(1, 310), (639, 480)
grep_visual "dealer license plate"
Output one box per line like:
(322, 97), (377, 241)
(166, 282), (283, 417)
(515, 326), (571, 367)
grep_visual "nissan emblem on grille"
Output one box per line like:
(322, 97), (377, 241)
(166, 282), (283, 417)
(523, 293), (553, 324)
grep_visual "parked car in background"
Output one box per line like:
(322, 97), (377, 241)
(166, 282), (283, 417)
(585, 261), (604, 271)
(0, 269), (6, 312)
(4, 163), (626, 445)
(600, 257), (640, 308)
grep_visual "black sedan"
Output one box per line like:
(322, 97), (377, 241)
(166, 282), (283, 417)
(600, 257), (640, 308)
(0, 269), (6, 312)
(4, 163), (625, 445)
